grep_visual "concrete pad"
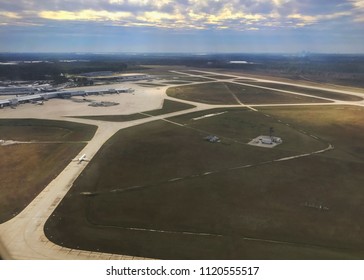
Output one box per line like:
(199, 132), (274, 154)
(248, 135), (283, 148)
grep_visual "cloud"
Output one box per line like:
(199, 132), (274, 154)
(271, 0), (292, 7)
(350, 0), (364, 8)
(136, 11), (183, 23)
(288, 13), (316, 24)
(348, 0), (364, 22)
(0, 0), (362, 31)
(288, 11), (351, 26)
(39, 10), (132, 21)
(0, 11), (21, 19)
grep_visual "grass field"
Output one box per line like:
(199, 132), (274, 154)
(169, 77), (212, 82)
(156, 76), (212, 83)
(74, 113), (148, 122)
(167, 83), (239, 105)
(136, 83), (166, 87)
(74, 100), (195, 122)
(228, 83), (329, 104)
(0, 143), (85, 223)
(241, 82), (363, 101)
(44, 106), (364, 259)
(0, 119), (96, 223)
(168, 108), (326, 153)
(143, 100), (195, 116)
(0, 119), (96, 141)
(167, 82), (330, 105)
(259, 106), (364, 161)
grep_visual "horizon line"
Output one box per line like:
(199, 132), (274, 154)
(1, 51), (364, 56)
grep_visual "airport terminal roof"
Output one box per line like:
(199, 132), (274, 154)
(0, 99), (10, 106)
(17, 94), (43, 102)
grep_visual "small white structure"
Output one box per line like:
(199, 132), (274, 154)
(248, 135), (283, 148)
(261, 137), (273, 145)
(204, 135), (221, 143)
(272, 137), (282, 144)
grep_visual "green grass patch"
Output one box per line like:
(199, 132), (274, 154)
(259, 106), (364, 161)
(136, 83), (166, 87)
(157, 76), (212, 82)
(73, 113), (148, 122)
(74, 100), (195, 122)
(168, 108), (326, 153)
(0, 143), (85, 223)
(242, 82), (363, 101)
(43, 107), (364, 259)
(167, 82), (328, 105)
(173, 77), (212, 82)
(0, 119), (97, 141)
(143, 100), (195, 116)
(0, 119), (95, 223)
(167, 82), (239, 105)
(231, 83), (331, 104)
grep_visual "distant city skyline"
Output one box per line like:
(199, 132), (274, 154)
(0, 0), (363, 53)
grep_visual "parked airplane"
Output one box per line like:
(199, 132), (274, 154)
(73, 154), (89, 163)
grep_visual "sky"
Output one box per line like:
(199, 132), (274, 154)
(0, 0), (363, 53)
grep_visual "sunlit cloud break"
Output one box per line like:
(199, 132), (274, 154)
(0, 11), (21, 19)
(0, 0), (363, 53)
(39, 10), (132, 22)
